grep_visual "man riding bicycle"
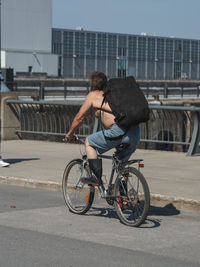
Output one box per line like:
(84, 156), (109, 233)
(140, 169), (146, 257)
(65, 71), (140, 186)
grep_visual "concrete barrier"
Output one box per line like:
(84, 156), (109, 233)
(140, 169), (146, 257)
(0, 92), (20, 140)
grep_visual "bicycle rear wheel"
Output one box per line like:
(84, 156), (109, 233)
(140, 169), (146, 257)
(62, 159), (95, 214)
(114, 167), (150, 227)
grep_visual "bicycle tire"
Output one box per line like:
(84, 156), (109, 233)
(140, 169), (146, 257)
(62, 159), (95, 215)
(114, 167), (150, 227)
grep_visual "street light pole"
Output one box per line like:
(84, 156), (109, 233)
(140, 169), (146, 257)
(0, 0), (10, 167)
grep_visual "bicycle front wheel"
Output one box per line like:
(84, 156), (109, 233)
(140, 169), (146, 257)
(62, 159), (95, 214)
(114, 167), (150, 227)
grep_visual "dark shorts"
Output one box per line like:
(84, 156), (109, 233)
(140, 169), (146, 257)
(88, 124), (140, 162)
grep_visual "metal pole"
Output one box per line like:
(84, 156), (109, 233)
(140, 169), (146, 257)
(0, 0), (9, 167)
(164, 83), (168, 98)
(146, 83), (149, 98)
(181, 86), (184, 98)
(197, 85), (200, 98)
(39, 82), (45, 100)
(64, 82), (67, 100)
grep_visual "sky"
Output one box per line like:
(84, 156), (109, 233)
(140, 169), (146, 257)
(52, 0), (200, 40)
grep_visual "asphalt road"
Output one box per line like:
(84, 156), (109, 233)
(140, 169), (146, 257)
(0, 184), (200, 267)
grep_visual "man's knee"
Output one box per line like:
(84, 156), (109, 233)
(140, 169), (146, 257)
(85, 137), (93, 150)
(85, 137), (89, 148)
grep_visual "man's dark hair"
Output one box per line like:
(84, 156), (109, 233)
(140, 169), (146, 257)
(89, 71), (107, 91)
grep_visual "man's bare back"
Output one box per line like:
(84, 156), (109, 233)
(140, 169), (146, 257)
(90, 90), (115, 129)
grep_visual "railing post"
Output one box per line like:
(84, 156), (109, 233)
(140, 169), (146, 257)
(64, 83), (67, 100)
(197, 85), (200, 98)
(164, 83), (168, 98)
(146, 83), (149, 98)
(187, 110), (200, 156)
(39, 82), (45, 100)
(181, 86), (184, 98)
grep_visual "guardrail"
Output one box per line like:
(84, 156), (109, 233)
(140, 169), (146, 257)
(6, 99), (200, 156)
(8, 79), (200, 99)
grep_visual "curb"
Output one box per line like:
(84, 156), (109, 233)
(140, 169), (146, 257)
(150, 194), (200, 212)
(0, 176), (61, 191)
(1, 175), (200, 212)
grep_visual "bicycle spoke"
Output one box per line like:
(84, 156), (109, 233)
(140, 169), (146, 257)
(62, 159), (95, 214)
(114, 167), (150, 227)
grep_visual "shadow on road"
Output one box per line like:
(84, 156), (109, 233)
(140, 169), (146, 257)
(86, 203), (180, 229)
(141, 203), (180, 228)
(149, 203), (180, 216)
(87, 206), (118, 219)
(4, 158), (40, 165)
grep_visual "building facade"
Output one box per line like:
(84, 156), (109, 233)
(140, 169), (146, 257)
(52, 28), (200, 80)
(1, 0), (58, 76)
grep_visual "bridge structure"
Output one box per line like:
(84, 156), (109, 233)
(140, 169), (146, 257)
(3, 98), (200, 156)
(1, 77), (200, 156)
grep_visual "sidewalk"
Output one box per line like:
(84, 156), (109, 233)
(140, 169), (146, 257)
(0, 140), (200, 211)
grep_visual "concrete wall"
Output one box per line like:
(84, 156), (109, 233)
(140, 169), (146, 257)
(1, 0), (58, 76)
(5, 51), (58, 76)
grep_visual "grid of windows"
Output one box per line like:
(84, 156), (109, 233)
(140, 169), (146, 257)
(118, 35), (127, 48)
(147, 38), (156, 60)
(97, 34), (107, 58)
(52, 29), (200, 80)
(52, 30), (62, 54)
(191, 41), (198, 63)
(128, 36), (137, 58)
(183, 40), (190, 62)
(52, 30), (61, 43)
(86, 33), (96, 57)
(63, 31), (73, 55)
(118, 47), (127, 57)
(74, 32), (85, 56)
(165, 39), (173, 61)
(174, 40), (182, 61)
(138, 37), (147, 61)
(108, 35), (117, 58)
(157, 38), (165, 60)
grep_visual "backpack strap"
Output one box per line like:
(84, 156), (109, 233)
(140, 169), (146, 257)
(95, 107), (113, 115)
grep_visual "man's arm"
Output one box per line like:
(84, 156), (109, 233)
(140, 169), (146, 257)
(65, 93), (93, 140)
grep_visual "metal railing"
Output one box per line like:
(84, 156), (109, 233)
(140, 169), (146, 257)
(8, 79), (200, 99)
(6, 99), (200, 156)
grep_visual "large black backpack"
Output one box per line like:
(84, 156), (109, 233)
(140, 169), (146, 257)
(102, 76), (150, 127)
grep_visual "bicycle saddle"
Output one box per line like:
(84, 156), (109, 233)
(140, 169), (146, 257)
(115, 143), (130, 152)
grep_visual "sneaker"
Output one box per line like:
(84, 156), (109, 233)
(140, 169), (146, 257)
(80, 176), (101, 186)
(0, 159), (10, 167)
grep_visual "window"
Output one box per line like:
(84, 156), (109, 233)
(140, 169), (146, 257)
(128, 36), (137, 58)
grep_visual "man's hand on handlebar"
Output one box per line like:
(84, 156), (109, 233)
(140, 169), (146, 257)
(65, 133), (77, 142)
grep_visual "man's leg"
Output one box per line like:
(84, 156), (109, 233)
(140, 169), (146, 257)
(85, 137), (98, 159)
(80, 137), (103, 185)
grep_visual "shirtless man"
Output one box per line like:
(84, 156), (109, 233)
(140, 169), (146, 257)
(65, 71), (140, 186)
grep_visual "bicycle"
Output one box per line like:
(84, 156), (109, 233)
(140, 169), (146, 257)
(62, 137), (150, 227)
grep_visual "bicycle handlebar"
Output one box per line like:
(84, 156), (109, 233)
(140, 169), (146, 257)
(62, 135), (85, 144)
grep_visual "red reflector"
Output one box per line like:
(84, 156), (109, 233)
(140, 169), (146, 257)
(139, 163), (144, 168)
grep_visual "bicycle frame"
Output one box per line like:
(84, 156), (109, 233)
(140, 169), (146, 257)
(74, 136), (144, 198)
(98, 154), (122, 197)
